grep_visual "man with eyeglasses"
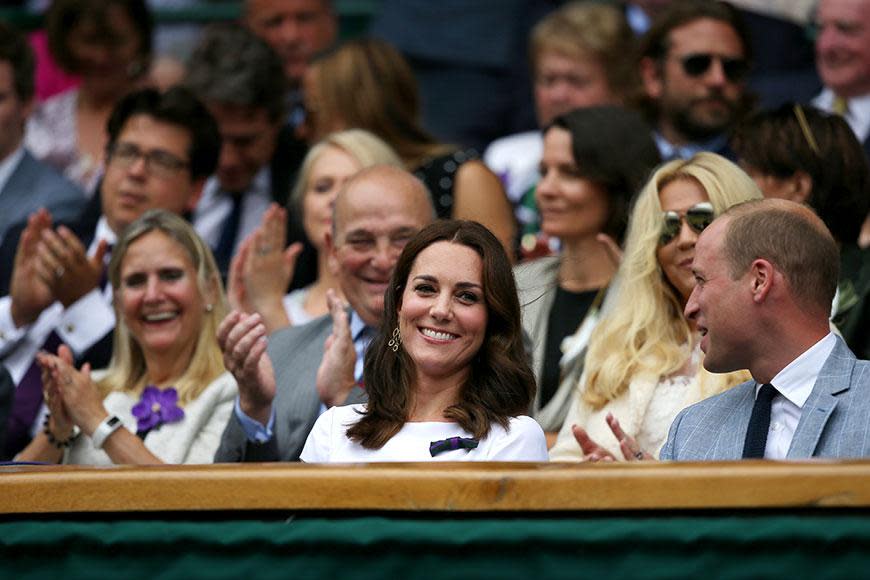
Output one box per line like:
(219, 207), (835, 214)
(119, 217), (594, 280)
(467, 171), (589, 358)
(638, 0), (753, 161)
(0, 87), (220, 458)
(812, 0), (870, 158)
(186, 24), (315, 286)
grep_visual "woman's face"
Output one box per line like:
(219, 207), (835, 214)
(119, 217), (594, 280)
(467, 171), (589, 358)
(536, 126), (610, 241)
(656, 178), (710, 303)
(302, 145), (362, 249)
(66, 5), (144, 91)
(118, 230), (205, 364)
(398, 241), (488, 385)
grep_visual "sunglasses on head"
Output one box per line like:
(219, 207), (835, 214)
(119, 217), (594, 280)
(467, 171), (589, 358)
(660, 202), (715, 245)
(679, 53), (749, 83)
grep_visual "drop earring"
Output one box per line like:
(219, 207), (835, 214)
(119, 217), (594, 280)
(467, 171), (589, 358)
(205, 304), (214, 313)
(388, 326), (401, 352)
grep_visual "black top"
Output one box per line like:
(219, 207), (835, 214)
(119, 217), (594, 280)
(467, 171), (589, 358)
(540, 286), (599, 409)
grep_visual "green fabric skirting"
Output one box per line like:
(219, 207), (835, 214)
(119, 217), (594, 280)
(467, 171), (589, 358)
(1, 514), (869, 579)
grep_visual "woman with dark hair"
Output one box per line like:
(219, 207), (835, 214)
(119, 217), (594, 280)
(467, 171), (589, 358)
(26, 0), (154, 193)
(514, 106), (660, 440)
(732, 103), (870, 358)
(300, 220), (548, 461)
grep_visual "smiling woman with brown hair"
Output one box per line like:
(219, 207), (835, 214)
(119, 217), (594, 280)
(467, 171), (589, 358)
(300, 220), (547, 462)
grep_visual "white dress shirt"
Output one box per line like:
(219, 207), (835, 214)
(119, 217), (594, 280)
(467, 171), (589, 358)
(192, 169), (273, 257)
(761, 332), (837, 459)
(813, 89), (870, 144)
(0, 147), (25, 199)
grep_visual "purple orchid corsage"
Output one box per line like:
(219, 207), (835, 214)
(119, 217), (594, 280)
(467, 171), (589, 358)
(132, 385), (184, 436)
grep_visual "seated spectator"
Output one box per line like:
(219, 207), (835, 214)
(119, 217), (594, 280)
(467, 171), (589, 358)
(549, 153), (760, 461)
(302, 38), (516, 257)
(0, 86), (220, 459)
(17, 210), (236, 464)
(0, 21), (85, 246)
(663, 199), (870, 460)
(514, 106), (660, 440)
(214, 165), (434, 462)
(301, 220), (548, 462)
(228, 129), (402, 333)
(732, 103), (870, 358)
(185, 24), (292, 280)
(26, 0), (154, 194)
(483, 2), (637, 255)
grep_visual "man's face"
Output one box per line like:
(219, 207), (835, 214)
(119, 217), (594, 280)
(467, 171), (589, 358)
(245, 0), (337, 86)
(534, 50), (616, 127)
(209, 103), (279, 194)
(101, 114), (204, 235)
(815, 0), (870, 98)
(643, 18), (747, 143)
(0, 61), (31, 161)
(327, 172), (432, 327)
(684, 218), (751, 373)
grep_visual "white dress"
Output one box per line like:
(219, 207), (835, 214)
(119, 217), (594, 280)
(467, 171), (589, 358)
(301, 404), (549, 462)
(64, 371), (238, 465)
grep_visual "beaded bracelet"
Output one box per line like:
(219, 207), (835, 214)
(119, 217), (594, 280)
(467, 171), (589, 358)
(42, 414), (80, 449)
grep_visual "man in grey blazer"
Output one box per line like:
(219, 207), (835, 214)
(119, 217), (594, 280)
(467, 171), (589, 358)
(0, 22), (84, 246)
(661, 198), (870, 460)
(214, 165), (434, 462)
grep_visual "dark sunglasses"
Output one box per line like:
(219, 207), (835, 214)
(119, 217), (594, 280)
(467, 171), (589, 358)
(680, 53), (749, 83)
(660, 202), (715, 245)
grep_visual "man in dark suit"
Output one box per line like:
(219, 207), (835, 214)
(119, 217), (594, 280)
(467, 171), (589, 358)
(661, 199), (870, 460)
(214, 165), (434, 462)
(0, 87), (220, 458)
(0, 21), (84, 246)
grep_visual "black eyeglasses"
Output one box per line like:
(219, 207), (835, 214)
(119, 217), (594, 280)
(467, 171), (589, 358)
(679, 53), (749, 83)
(109, 142), (189, 178)
(660, 202), (716, 245)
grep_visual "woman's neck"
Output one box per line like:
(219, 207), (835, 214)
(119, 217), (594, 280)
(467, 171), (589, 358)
(408, 372), (466, 422)
(558, 234), (617, 292)
(143, 345), (195, 388)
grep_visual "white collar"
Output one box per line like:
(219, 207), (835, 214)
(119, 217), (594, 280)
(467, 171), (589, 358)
(91, 215), (119, 255)
(762, 332), (837, 409)
(813, 88), (870, 141)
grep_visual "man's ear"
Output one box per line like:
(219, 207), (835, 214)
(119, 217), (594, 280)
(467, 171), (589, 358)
(749, 258), (775, 303)
(640, 56), (664, 100)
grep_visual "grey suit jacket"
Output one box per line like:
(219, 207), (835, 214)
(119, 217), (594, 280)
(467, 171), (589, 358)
(660, 336), (870, 460)
(0, 150), (86, 245)
(214, 312), (367, 462)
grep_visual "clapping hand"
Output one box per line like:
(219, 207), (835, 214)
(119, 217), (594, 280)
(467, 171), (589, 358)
(227, 204), (302, 333)
(10, 209), (55, 327)
(315, 289), (356, 407)
(217, 310), (276, 425)
(37, 344), (106, 436)
(38, 225), (108, 308)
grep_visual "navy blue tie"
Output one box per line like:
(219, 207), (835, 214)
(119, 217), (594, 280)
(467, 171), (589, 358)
(742, 383), (777, 459)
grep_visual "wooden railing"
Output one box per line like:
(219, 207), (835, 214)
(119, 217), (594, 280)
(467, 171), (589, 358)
(3, 460), (870, 514)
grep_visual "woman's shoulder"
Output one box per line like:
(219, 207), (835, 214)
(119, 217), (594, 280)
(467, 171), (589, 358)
(482, 415), (548, 461)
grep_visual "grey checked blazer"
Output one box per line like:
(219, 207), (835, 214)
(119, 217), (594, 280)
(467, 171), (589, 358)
(660, 336), (870, 460)
(214, 312), (366, 462)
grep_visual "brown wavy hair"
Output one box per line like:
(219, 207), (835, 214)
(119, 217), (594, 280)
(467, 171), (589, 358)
(348, 220), (535, 449)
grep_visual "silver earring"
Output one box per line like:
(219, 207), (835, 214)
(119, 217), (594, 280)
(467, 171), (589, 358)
(388, 326), (401, 352)
(205, 304), (214, 313)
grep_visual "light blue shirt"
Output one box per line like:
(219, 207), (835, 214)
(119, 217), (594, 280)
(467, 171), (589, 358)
(235, 310), (374, 444)
(653, 132), (729, 162)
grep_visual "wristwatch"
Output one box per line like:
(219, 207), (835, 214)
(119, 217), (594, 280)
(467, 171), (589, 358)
(91, 415), (123, 449)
